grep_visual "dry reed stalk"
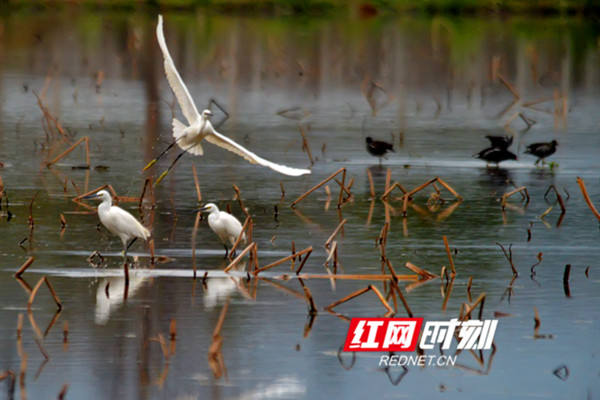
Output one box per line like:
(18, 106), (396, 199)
(291, 168), (346, 208)
(366, 200), (375, 226)
(405, 262), (438, 279)
(58, 384), (68, 400)
(63, 321), (68, 344)
(325, 285), (393, 315)
(325, 219), (347, 249)
(402, 177), (462, 217)
(533, 307), (541, 337)
(337, 168), (347, 208)
(501, 187), (530, 210)
(224, 242), (255, 273)
(228, 217), (251, 260)
(232, 185), (249, 218)
(370, 285), (394, 315)
(300, 273), (413, 281)
(385, 258), (398, 281)
(385, 168), (392, 193)
(496, 242), (518, 277)
(27, 192), (38, 229)
(43, 277), (62, 310)
(19, 352), (27, 395)
(377, 222), (389, 248)
(563, 264), (571, 298)
(462, 293), (486, 321)
(17, 313), (23, 342)
(73, 184), (118, 202)
(324, 286), (370, 310)
(576, 177), (600, 221)
(366, 168), (375, 199)
(522, 95), (555, 108)
(390, 280), (413, 317)
(441, 276), (455, 311)
(443, 236), (456, 276)
(381, 182), (408, 200)
(295, 247), (313, 275)
(34, 90), (70, 142)
(139, 178), (156, 210)
(298, 278), (317, 315)
(498, 74), (520, 99)
(254, 246), (312, 274)
(45, 137), (90, 168)
(15, 257), (35, 278)
(212, 298), (230, 340)
(298, 124), (314, 165)
(192, 163), (202, 202)
(467, 276), (473, 303)
(333, 178), (352, 197)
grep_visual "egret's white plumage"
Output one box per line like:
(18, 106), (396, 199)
(199, 203), (246, 255)
(156, 15), (310, 177)
(86, 190), (150, 257)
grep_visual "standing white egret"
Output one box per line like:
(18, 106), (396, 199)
(144, 15), (311, 183)
(197, 203), (246, 257)
(85, 190), (151, 272)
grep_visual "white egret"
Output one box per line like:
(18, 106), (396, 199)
(84, 190), (151, 265)
(145, 15), (311, 183)
(197, 203), (246, 257)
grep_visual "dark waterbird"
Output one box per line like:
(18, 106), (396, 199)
(525, 140), (558, 165)
(485, 135), (513, 150)
(366, 137), (394, 168)
(475, 147), (517, 166)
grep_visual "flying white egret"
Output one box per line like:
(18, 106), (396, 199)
(197, 203), (246, 257)
(144, 15), (311, 183)
(84, 190), (151, 265)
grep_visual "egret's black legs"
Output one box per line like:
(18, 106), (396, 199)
(155, 149), (189, 185)
(143, 137), (183, 172)
(223, 244), (229, 259)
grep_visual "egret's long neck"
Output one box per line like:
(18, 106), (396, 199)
(98, 196), (112, 215)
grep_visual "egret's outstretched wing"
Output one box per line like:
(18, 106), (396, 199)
(204, 130), (311, 176)
(156, 15), (200, 125)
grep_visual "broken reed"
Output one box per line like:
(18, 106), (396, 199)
(501, 187), (530, 210)
(254, 246), (313, 275)
(228, 216), (252, 260)
(544, 185), (566, 214)
(402, 177), (462, 217)
(15, 256), (36, 278)
(224, 242), (256, 273)
(366, 168), (375, 199)
(325, 285), (393, 315)
(443, 236), (456, 276)
(291, 168), (349, 208)
(45, 136), (91, 169)
(577, 177), (600, 221)
(298, 124), (314, 165)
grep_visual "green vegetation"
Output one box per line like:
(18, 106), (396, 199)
(2, 0), (599, 17)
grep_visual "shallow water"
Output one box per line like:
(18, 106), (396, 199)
(0, 11), (599, 400)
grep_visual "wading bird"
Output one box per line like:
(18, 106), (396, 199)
(85, 190), (150, 265)
(197, 203), (246, 258)
(485, 135), (513, 150)
(475, 147), (518, 166)
(366, 137), (394, 168)
(525, 140), (558, 165)
(144, 15), (311, 183)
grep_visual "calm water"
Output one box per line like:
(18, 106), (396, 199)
(0, 11), (599, 400)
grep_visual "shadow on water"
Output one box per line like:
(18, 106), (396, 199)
(0, 9), (598, 400)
